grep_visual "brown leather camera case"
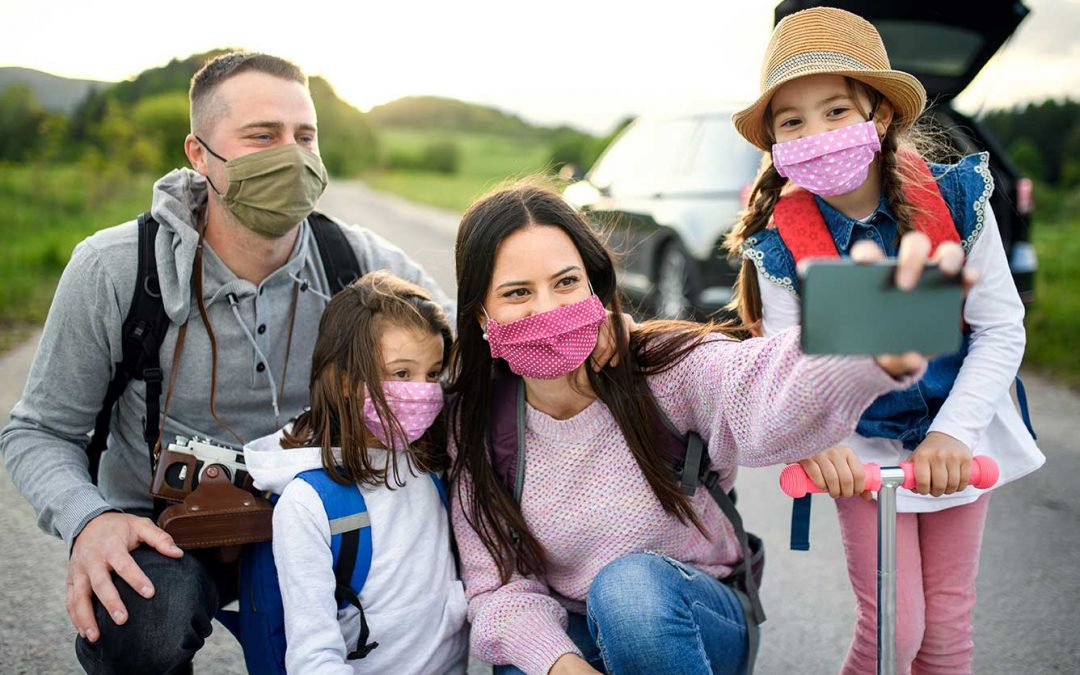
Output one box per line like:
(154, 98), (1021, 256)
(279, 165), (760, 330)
(157, 464), (273, 549)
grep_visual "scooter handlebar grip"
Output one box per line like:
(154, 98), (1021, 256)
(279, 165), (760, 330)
(779, 464), (820, 498)
(898, 455), (1000, 490)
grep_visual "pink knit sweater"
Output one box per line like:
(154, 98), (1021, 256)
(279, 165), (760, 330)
(450, 328), (920, 674)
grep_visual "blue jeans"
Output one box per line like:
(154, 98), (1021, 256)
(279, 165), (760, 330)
(495, 552), (748, 675)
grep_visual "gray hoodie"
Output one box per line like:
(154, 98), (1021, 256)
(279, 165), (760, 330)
(0, 168), (455, 548)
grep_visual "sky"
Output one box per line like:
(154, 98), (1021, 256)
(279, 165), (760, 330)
(2, 0), (1078, 134)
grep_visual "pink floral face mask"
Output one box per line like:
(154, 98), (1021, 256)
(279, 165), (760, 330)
(484, 294), (607, 380)
(363, 380), (444, 450)
(771, 120), (881, 197)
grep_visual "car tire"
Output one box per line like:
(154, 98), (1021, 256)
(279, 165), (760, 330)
(654, 239), (697, 319)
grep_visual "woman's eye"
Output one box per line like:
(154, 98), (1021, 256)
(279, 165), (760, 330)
(556, 275), (580, 288)
(502, 288), (529, 298)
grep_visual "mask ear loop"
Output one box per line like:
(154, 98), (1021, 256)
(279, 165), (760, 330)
(195, 135), (227, 195)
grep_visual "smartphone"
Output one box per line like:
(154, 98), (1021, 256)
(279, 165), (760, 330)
(800, 260), (963, 355)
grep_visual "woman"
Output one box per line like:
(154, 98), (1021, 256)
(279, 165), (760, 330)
(446, 180), (965, 675)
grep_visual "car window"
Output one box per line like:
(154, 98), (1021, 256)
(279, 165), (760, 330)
(682, 116), (762, 193)
(589, 118), (700, 197)
(876, 21), (985, 77)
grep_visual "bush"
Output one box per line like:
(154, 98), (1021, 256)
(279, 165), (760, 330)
(419, 141), (460, 174)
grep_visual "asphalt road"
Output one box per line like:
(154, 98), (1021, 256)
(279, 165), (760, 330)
(1, 180), (1077, 673)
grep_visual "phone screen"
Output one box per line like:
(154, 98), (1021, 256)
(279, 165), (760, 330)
(800, 260), (964, 355)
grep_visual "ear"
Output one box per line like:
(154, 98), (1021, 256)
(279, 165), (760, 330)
(873, 98), (896, 139)
(184, 134), (208, 175)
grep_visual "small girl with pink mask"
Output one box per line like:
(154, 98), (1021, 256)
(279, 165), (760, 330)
(245, 271), (468, 674)
(726, 8), (1043, 673)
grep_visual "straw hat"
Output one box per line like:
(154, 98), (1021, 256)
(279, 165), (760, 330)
(733, 7), (927, 150)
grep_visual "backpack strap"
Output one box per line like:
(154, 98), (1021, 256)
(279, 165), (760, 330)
(308, 211), (363, 295)
(488, 373), (527, 506)
(431, 473), (450, 510)
(87, 212), (171, 484)
(297, 468), (379, 660)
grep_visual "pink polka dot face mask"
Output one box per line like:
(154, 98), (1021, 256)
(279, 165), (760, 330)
(363, 380), (444, 450)
(484, 294), (607, 380)
(771, 120), (881, 197)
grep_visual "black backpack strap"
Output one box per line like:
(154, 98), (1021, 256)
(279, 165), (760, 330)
(333, 528), (380, 659)
(87, 212), (170, 483)
(308, 211), (363, 295)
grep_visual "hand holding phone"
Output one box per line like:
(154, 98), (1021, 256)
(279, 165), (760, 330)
(799, 234), (971, 368)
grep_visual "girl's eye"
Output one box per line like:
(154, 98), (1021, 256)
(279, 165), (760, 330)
(827, 107), (850, 118)
(779, 117), (801, 129)
(426, 371), (441, 381)
(556, 275), (580, 288)
(392, 370), (409, 379)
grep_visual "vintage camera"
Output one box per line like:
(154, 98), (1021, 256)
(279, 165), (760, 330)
(151, 436), (253, 502)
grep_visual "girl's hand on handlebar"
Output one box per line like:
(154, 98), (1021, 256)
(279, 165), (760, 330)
(910, 431), (973, 496)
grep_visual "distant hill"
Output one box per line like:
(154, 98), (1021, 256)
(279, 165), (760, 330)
(0, 67), (111, 114)
(370, 95), (541, 136)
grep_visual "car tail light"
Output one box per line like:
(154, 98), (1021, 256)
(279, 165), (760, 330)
(1016, 178), (1033, 215)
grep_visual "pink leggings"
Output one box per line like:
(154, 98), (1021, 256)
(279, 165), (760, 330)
(834, 493), (991, 675)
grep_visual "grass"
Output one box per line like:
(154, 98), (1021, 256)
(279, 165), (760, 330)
(364, 130), (557, 212)
(0, 163), (149, 330)
(1023, 206), (1080, 387)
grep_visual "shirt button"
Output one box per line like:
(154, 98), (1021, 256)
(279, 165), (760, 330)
(256, 362), (266, 373)
(257, 324), (267, 335)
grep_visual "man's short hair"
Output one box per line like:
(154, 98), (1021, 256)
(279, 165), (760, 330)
(189, 52), (308, 136)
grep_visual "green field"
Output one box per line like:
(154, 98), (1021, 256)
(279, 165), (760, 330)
(1023, 210), (1080, 387)
(0, 164), (149, 332)
(364, 130), (557, 212)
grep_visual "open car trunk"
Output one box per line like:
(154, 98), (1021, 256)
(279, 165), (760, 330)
(774, 0), (1029, 101)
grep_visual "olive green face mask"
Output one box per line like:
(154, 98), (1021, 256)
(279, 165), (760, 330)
(197, 137), (329, 238)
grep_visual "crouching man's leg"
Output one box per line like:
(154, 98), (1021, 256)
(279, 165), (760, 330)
(74, 545), (233, 674)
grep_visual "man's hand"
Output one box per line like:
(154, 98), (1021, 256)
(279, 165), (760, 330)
(798, 445), (871, 500)
(590, 311), (636, 372)
(67, 512), (183, 642)
(549, 653), (602, 675)
(910, 431), (973, 496)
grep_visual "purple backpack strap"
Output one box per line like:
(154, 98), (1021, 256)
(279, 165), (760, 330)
(488, 373), (526, 503)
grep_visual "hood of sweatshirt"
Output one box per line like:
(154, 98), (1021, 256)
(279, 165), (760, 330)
(244, 429), (331, 494)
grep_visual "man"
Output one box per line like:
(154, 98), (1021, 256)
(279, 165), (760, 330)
(0, 52), (453, 673)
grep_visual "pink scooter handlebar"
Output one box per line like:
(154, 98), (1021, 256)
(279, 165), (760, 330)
(780, 456), (999, 498)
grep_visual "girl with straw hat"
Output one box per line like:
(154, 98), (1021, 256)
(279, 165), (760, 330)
(725, 7), (1043, 674)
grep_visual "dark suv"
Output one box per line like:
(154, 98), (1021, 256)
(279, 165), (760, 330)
(566, 0), (1037, 318)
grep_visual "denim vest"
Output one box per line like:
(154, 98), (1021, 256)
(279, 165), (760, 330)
(743, 152), (993, 449)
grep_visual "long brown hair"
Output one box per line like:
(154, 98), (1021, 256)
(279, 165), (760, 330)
(723, 78), (944, 330)
(447, 178), (743, 583)
(283, 271), (453, 487)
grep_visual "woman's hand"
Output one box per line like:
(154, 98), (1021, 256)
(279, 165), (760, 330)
(909, 431), (973, 496)
(549, 653), (602, 675)
(798, 445), (871, 500)
(590, 311), (636, 371)
(852, 232), (977, 378)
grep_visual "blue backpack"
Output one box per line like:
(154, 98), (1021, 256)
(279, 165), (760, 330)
(218, 468), (450, 673)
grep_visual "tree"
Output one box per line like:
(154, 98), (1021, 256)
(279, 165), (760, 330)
(132, 91), (192, 172)
(0, 84), (48, 161)
(1008, 138), (1045, 182)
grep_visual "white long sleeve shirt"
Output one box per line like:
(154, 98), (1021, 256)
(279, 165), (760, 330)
(758, 205), (1044, 512)
(245, 432), (469, 673)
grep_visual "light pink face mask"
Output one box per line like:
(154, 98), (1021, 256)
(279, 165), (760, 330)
(363, 380), (444, 450)
(484, 294), (607, 380)
(771, 120), (882, 197)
